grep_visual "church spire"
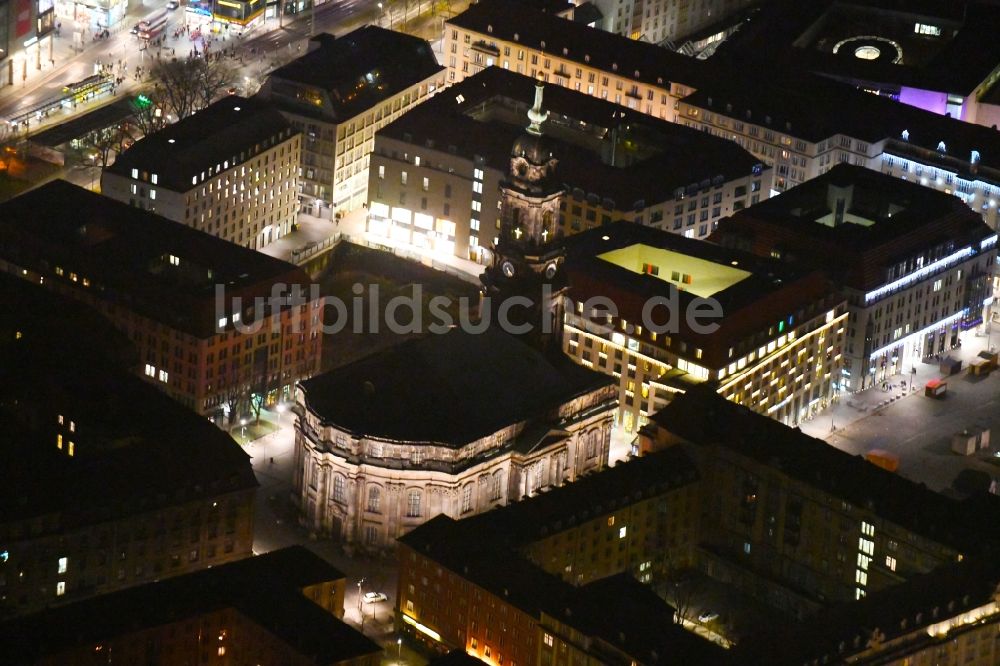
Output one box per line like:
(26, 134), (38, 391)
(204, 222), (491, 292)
(526, 83), (549, 136)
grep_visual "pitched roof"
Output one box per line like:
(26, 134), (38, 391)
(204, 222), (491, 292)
(0, 547), (381, 665)
(300, 327), (613, 446)
(263, 26), (443, 122)
(105, 95), (294, 191)
(0, 180), (308, 337)
(377, 66), (764, 207)
(447, 0), (707, 90)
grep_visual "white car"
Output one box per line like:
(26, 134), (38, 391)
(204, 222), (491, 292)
(363, 591), (387, 604)
(166, 0), (179, 9)
(698, 611), (719, 623)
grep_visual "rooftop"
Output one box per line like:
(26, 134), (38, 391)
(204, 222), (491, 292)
(377, 66), (764, 207)
(650, 386), (1000, 555)
(713, 0), (1000, 95)
(711, 164), (995, 288)
(0, 277), (257, 526)
(105, 95), (295, 192)
(447, 0), (707, 91)
(681, 69), (1000, 181)
(562, 222), (838, 365)
(0, 180), (309, 338)
(262, 26), (443, 123)
(300, 327), (612, 446)
(0, 547), (381, 665)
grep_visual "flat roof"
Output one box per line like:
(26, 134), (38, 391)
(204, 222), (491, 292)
(300, 327), (612, 446)
(597, 244), (751, 298)
(447, 0), (707, 90)
(713, 0), (1000, 95)
(262, 26), (443, 123)
(0, 180), (309, 338)
(105, 95), (294, 192)
(377, 67), (764, 207)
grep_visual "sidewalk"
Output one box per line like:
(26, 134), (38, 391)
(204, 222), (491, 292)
(799, 326), (999, 440)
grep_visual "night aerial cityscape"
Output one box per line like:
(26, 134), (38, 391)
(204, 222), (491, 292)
(5, 0), (1000, 664)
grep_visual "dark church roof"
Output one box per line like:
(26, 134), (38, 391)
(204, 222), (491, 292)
(300, 327), (613, 446)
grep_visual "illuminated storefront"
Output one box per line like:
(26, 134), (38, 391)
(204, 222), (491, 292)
(212, 0), (264, 32)
(54, 0), (127, 30)
(367, 201), (456, 256)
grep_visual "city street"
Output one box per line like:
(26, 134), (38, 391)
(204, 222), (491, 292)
(243, 407), (423, 664)
(799, 327), (1000, 495)
(0, 0), (455, 139)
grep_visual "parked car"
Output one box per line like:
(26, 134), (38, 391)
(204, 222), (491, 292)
(363, 592), (387, 604)
(698, 611), (719, 623)
(166, 0), (179, 9)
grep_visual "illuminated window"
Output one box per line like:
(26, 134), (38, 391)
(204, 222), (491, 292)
(152, 173), (158, 184)
(543, 634), (554, 647)
(144, 364), (155, 377)
(406, 491), (422, 517)
(69, 421), (75, 433)
(619, 526), (627, 539)
(56, 581), (65, 596)
(68, 442), (74, 457)
(58, 557), (67, 574)
(158, 370), (169, 383)
(886, 556), (897, 571)
(131, 168), (138, 178)
(607, 516), (615, 527)
(217, 647), (226, 656)
(57, 434), (62, 449)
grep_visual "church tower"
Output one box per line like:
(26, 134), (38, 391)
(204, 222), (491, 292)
(481, 83), (568, 352)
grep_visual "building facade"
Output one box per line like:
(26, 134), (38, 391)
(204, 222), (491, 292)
(677, 72), (1000, 231)
(257, 27), (444, 215)
(367, 67), (768, 263)
(0, 181), (323, 421)
(444, 0), (704, 122)
(712, 165), (997, 391)
(588, 0), (753, 45)
(0, 280), (257, 618)
(102, 96), (300, 250)
(293, 327), (616, 551)
(561, 222), (847, 431)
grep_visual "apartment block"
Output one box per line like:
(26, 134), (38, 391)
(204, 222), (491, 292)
(257, 26), (444, 214)
(0, 277), (257, 618)
(367, 66), (768, 262)
(445, 0), (705, 122)
(0, 180), (323, 422)
(102, 96), (300, 250)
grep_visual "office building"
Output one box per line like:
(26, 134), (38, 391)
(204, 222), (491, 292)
(367, 67), (768, 262)
(561, 221), (847, 430)
(294, 327), (616, 551)
(102, 96), (300, 250)
(677, 69), (1000, 231)
(712, 165), (997, 391)
(444, 0), (706, 122)
(257, 26), (445, 215)
(0, 547), (381, 666)
(0, 180), (323, 421)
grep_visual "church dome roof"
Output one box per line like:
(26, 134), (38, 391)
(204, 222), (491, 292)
(511, 131), (557, 166)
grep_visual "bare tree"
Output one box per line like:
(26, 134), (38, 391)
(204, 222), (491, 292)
(127, 94), (165, 138)
(88, 122), (130, 171)
(150, 58), (237, 120)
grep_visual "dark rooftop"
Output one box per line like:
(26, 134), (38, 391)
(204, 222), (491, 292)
(31, 97), (136, 148)
(105, 95), (295, 192)
(714, 0), (1000, 95)
(712, 164), (994, 289)
(300, 327), (613, 446)
(429, 652), (490, 666)
(0, 547), (381, 665)
(0, 180), (309, 338)
(0, 279), (257, 526)
(681, 69), (1000, 180)
(262, 25), (443, 122)
(378, 66), (764, 207)
(650, 385), (1000, 555)
(447, 0), (707, 91)
(399, 449), (722, 664)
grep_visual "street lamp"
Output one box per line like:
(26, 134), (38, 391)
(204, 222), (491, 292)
(240, 418), (247, 440)
(357, 578), (364, 613)
(397, 637), (402, 661)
